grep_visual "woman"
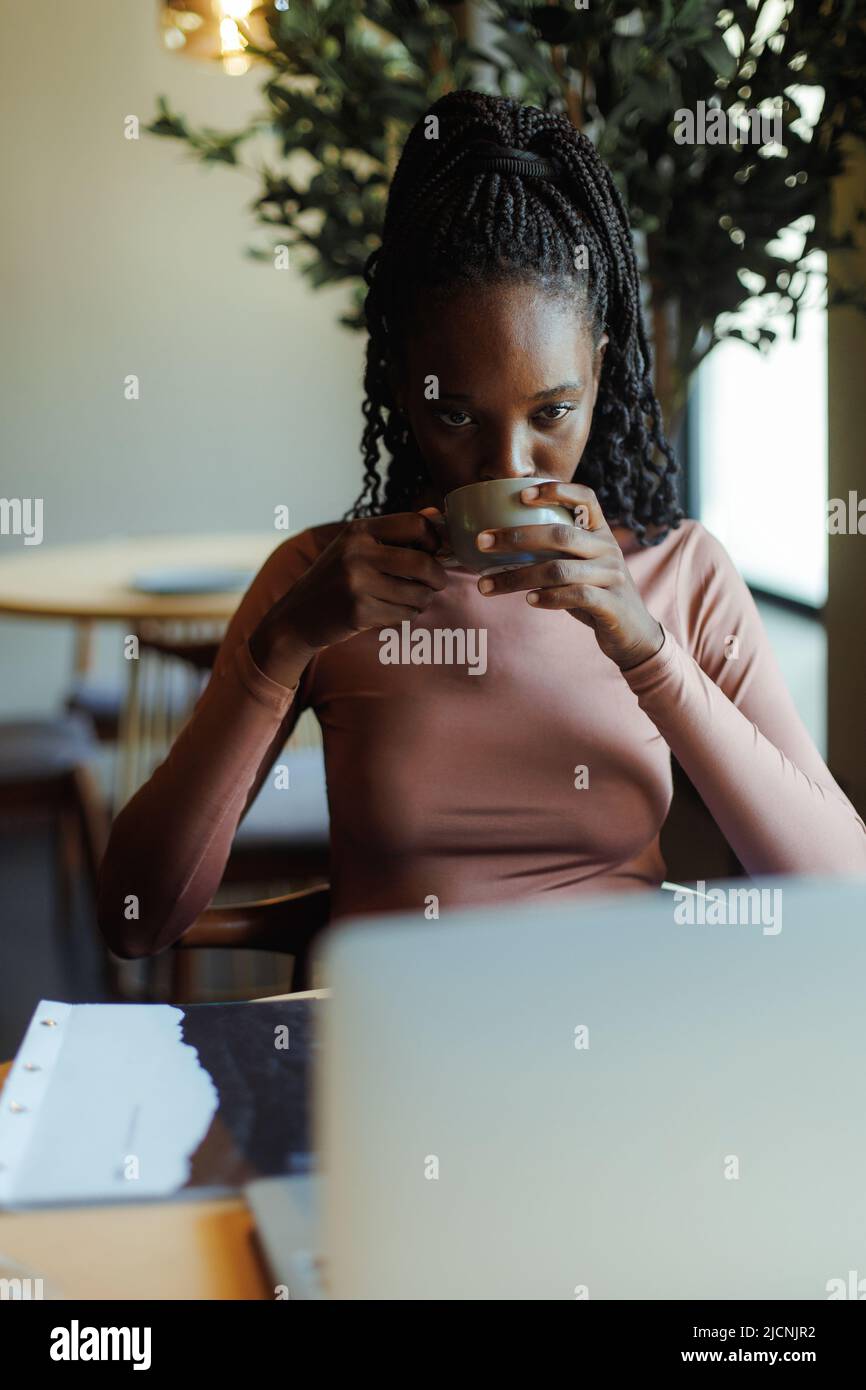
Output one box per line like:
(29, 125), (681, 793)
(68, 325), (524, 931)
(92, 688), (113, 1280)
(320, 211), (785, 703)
(97, 91), (866, 958)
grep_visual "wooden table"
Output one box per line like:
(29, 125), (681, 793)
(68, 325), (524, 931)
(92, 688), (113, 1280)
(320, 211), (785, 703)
(0, 533), (278, 623)
(0, 532), (279, 805)
(0, 990), (323, 1300)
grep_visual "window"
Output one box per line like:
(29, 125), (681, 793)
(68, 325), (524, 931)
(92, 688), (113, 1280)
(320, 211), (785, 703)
(693, 261), (828, 609)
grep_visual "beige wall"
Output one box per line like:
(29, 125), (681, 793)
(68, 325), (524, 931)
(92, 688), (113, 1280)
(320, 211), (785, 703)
(0, 0), (364, 715)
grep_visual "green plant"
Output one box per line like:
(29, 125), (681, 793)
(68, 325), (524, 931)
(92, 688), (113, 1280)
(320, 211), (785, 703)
(149, 0), (866, 430)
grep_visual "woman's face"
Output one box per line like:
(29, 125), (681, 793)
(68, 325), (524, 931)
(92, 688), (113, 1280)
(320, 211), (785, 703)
(396, 278), (607, 504)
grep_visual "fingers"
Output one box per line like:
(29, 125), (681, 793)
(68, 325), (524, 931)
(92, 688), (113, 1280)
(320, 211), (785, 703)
(356, 511), (442, 553)
(478, 559), (617, 598)
(527, 583), (611, 614)
(476, 521), (606, 560)
(373, 543), (449, 590)
(366, 573), (440, 614)
(416, 506), (454, 557)
(370, 604), (435, 628)
(517, 480), (609, 533)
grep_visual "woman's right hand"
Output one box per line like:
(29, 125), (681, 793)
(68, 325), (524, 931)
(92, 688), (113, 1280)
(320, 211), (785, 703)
(249, 511), (449, 686)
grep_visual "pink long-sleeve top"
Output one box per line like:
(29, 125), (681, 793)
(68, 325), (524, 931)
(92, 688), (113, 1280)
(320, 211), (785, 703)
(97, 518), (866, 952)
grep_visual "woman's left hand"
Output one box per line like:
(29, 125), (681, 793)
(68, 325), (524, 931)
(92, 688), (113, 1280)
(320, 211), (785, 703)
(475, 480), (665, 672)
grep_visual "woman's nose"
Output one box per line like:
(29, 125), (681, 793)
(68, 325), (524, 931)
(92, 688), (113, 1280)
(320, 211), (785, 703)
(479, 435), (536, 482)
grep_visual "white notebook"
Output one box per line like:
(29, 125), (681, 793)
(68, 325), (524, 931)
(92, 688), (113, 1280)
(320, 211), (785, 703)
(0, 997), (319, 1208)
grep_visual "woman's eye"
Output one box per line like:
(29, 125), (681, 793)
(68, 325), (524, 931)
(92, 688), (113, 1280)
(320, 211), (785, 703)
(536, 403), (575, 422)
(436, 410), (474, 428)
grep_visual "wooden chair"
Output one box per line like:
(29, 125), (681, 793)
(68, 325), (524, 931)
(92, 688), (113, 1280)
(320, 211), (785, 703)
(65, 621), (218, 751)
(97, 625), (330, 1003)
(660, 757), (745, 882)
(168, 881), (331, 1002)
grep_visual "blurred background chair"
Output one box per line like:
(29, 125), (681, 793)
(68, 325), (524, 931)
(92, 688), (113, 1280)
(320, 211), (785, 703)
(169, 882), (331, 1002)
(0, 710), (111, 988)
(100, 626), (331, 1004)
(660, 758), (745, 884)
(0, 609), (332, 1043)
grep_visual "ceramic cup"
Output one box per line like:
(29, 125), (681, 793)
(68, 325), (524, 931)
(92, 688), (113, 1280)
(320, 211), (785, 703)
(441, 477), (575, 574)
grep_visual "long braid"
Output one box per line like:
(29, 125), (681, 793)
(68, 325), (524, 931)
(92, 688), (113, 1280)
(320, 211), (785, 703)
(349, 92), (683, 547)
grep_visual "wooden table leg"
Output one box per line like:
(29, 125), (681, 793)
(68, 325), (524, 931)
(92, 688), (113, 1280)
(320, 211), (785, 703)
(113, 635), (142, 812)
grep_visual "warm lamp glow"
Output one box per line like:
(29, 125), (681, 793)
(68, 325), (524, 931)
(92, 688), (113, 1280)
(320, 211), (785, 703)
(219, 15), (245, 53)
(159, 1), (272, 73)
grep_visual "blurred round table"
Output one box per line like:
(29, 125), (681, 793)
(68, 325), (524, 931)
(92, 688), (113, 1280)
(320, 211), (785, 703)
(0, 533), (280, 804)
(0, 532), (277, 622)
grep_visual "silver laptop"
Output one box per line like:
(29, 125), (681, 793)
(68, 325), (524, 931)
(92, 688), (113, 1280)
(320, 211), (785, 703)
(247, 874), (866, 1299)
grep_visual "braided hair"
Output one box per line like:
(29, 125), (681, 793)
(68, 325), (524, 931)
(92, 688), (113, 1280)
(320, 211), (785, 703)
(348, 90), (683, 547)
